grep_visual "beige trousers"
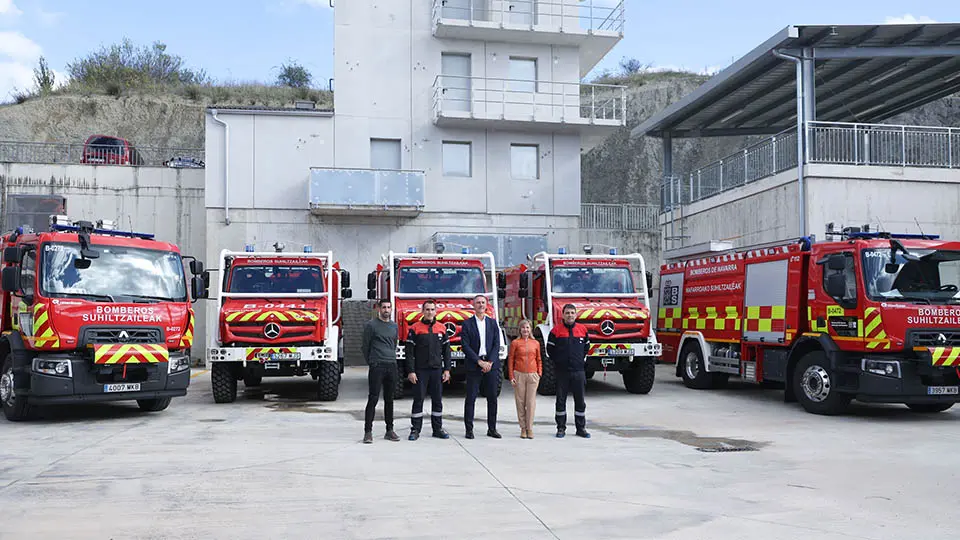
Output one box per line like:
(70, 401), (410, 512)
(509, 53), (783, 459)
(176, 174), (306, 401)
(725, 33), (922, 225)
(513, 372), (540, 434)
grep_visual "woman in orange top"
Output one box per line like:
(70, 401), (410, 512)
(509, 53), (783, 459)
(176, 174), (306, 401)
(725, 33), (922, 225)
(508, 320), (542, 439)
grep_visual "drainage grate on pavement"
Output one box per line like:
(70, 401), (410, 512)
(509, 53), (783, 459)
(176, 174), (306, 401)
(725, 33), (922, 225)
(696, 445), (759, 453)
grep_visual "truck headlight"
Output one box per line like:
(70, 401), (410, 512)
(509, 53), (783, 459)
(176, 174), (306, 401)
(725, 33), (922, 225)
(33, 358), (71, 377)
(168, 355), (191, 374)
(18, 313), (33, 336)
(862, 359), (901, 378)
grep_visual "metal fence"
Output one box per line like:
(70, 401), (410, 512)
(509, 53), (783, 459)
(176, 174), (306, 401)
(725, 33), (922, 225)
(661, 120), (960, 211)
(580, 203), (659, 231)
(432, 0), (625, 33)
(0, 140), (205, 168)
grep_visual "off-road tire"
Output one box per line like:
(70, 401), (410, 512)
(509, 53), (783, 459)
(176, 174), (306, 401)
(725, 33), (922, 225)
(393, 365), (406, 400)
(537, 341), (557, 396)
(906, 403), (954, 413)
(317, 361), (340, 401)
(137, 397), (172, 412)
(793, 351), (851, 415)
(679, 342), (716, 390)
(623, 357), (656, 394)
(211, 363), (238, 404)
(243, 372), (263, 387)
(1, 353), (30, 421)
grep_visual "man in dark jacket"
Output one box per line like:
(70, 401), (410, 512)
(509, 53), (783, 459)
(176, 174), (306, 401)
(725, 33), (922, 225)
(404, 299), (451, 440)
(547, 304), (591, 438)
(460, 294), (502, 439)
(362, 298), (400, 444)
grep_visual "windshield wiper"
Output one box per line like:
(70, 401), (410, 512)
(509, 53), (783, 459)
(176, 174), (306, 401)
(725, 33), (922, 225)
(127, 294), (175, 303)
(65, 293), (115, 302)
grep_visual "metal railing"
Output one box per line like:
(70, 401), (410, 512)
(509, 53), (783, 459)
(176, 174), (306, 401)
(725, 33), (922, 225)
(432, 75), (626, 125)
(0, 140), (205, 168)
(661, 120), (960, 211)
(580, 203), (659, 231)
(432, 0), (625, 33)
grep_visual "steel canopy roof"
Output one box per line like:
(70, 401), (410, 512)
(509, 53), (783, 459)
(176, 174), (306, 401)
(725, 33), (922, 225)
(631, 24), (960, 139)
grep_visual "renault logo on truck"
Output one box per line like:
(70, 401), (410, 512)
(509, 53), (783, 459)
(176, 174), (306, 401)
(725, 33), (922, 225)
(263, 323), (281, 340)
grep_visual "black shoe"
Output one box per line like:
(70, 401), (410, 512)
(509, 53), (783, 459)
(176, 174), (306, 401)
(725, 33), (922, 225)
(432, 429), (450, 439)
(556, 431), (566, 438)
(487, 430), (502, 439)
(576, 430), (591, 439)
(385, 431), (400, 442)
(465, 430), (475, 439)
(408, 431), (420, 441)
(363, 431), (373, 444)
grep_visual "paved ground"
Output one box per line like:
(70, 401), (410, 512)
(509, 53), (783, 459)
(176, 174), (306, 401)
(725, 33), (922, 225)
(1, 364), (958, 540)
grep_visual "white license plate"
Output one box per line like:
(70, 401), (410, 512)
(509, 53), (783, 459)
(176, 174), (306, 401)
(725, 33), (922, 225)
(104, 383), (140, 393)
(604, 349), (634, 357)
(927, 386), (959, 395)
(258, 353), (300, 361)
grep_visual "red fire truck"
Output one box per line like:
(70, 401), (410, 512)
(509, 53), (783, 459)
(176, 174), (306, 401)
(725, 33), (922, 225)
(207, 244), (351, 403)
(365, 248), (507, 398)
(0, 216), (208, 421)
(501, 247), (661, 395)
(657, 226), (960, 415)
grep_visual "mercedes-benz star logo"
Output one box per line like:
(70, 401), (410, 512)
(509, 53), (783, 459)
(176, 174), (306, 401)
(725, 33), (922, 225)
(937, 333), (948, 346)
(600, 320), (616, 336)
(264, 323), (281, 340)
(444, 322), (458, 338)
(118, 330), (130, 342)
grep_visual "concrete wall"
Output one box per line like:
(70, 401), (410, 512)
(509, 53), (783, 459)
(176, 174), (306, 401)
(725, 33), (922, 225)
(0, 162), (208, 353)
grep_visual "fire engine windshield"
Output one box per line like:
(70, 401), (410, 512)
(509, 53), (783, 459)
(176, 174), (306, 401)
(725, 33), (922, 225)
(862, 249), (960, 303)
(228, 265), (324, 294)
(41, 243), (186, 302)
(397, 267), (486, 294)
(551, 267), (635, 294)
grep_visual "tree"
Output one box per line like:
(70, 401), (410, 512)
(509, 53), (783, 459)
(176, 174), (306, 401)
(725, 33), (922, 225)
(276, 61), (312, 88)
(618, 57), (649, 76)
(33, 56), (56, 95)
(65, 39), (208, 90)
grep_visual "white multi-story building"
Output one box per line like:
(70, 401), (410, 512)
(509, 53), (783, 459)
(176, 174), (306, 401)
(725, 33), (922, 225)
(204, 0), (626, 275)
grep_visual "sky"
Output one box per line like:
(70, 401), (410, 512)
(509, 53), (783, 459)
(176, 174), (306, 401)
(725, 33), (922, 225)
(0, 0), (958, 102)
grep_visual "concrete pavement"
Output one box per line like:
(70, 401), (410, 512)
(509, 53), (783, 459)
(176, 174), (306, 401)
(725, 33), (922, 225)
(1, 365), (957, 539)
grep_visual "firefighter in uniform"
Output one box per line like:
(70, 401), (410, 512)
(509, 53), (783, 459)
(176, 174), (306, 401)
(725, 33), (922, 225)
(405, 299), (452, 440)
(547, 304), (591, 438)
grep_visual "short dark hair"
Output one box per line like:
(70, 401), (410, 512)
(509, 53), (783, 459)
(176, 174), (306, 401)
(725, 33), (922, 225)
(473, 294), (487, 302)
(562, 304), (577, 313)
(421, 299), (437, 308)
(376, 298), (391, 307)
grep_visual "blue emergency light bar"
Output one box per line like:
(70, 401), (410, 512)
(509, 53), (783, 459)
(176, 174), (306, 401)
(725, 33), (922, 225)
(848, 232), (940, 240)
(51, 223), (154, 240)
(609, 248), (618, 255)
(244, 244), (255, 252)
(408, 247), (417, 253)
(303, 245), (313, 253)
(461, 247), (470, 254)
(558, 247), (567, 254)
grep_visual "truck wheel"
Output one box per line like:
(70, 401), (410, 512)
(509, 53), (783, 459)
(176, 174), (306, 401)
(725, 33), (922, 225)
(211, 363), (238, 404)
(393, 366), (406, 400)
(679, 342), (716, 390)
(137, 397), (172, 412)
(623, 357), (656, 394)
(243, 372), (263, 387)
(317, 362), (340, 401)
(537, 342), (557, 396)
(906, 403), (954, 413)
(1, 353), (30, 421)
(793, 351), (851, 415)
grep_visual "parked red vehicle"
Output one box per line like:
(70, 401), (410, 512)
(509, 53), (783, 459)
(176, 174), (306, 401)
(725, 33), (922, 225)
(80, 135), (144, 166)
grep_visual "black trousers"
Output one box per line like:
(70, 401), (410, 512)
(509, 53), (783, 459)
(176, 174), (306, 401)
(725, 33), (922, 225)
(555, 370), (586, 433)
(464, 367), (499, 433)
(411, 368), (444, 433)
(364, 363), (398, 432)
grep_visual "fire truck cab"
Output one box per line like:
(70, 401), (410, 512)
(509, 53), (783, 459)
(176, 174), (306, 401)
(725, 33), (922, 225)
(501, 247), (661, 395)
(366, 247), (508, 398)
(658, 226), (960, 415)
(207, 244), (351, 403)
(0, 216), (208, 421)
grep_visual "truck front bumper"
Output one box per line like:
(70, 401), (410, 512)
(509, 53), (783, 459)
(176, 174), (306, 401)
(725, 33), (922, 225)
(850, 358), (960, 404)
(207, 345), (335, 363)
(25, 352), (191, 405)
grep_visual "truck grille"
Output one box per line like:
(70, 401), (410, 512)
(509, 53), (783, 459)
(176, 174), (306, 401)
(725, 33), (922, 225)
(81, 328), (163, 345)
(910, 331), (960, 348)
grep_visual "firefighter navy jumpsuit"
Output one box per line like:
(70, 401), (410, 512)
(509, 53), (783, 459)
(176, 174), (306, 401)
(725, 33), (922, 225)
(547, 322), (590, 435)
(404, 318), (451, 436)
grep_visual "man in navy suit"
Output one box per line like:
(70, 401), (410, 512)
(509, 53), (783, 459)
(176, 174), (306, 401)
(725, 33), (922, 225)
(461, 294), (502, 439)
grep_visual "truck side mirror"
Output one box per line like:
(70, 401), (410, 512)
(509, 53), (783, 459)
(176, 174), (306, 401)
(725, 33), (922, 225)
(3, 246), (21, 264)
(826, 273), (847, 299)
(827, 254), (847, 271)
(496, 272), (506, 289)
(1, 266), (20, 293)
(645, 271), (653, 291)
(518, 287), (528, 298)
(341, 288), (353, 299)
(340, 270), (351, 289)
(519, 273), (529, 288)
(202, 270), (211, 288)
(497, 288), (506, 299)
(191, 276), (209, 300)
(884, 263), (899, 274)
(366, 271), (377, 290)
(189, 259), (204, 275)
(366, 289), (377, 300)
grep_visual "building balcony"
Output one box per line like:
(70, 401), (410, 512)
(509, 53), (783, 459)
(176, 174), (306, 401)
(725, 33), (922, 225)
(432, 75), (625, 142)
(308, 167), (425, 217)
(431, 0), (624, 76)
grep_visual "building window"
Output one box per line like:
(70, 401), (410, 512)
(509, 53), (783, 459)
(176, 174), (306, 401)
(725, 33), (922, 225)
(4, 194), (66, 234)
(442, 141), (472, 177)
(370, 138), (402, 170)
(509, 57), (537, 93)
(511, 144), (539, 179)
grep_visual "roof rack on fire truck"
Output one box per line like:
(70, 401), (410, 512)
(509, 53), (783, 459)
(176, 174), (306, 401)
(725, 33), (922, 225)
(384, 248), (501, 301)
(47, 215), (155, 240)
(824, 222), (940, 241)
(662, 237), (817, 268)
(528, 248), (651, 300)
